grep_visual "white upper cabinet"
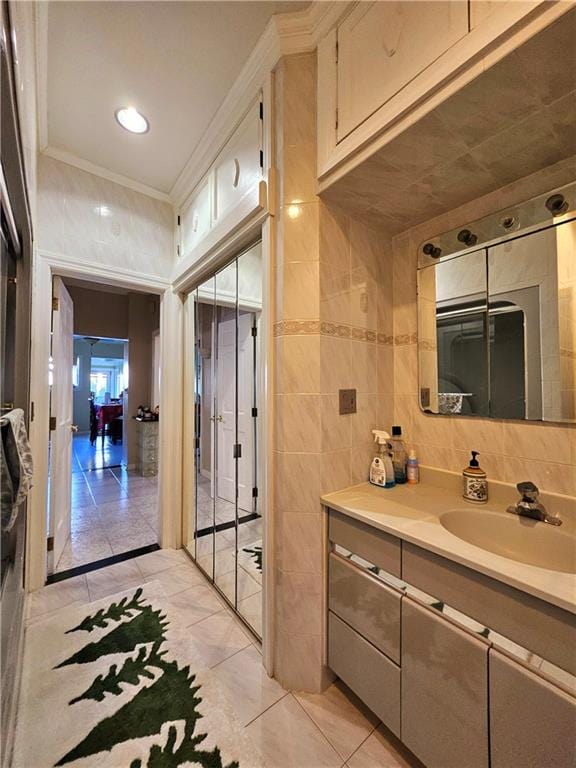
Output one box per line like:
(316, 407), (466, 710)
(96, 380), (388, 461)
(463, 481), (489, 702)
(177, 95), (263, 266)
(181, 174), (211, 257)
(337, 1), (468, 141)
(214, 100), (262, 224)
(318, 0), (556, 186)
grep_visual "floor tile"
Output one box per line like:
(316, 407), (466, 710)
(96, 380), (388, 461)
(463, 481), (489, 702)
(85, 559), (143, 601)
(141, 562), (206, 596)
(26, 575), (89, 620)
(295, 681), (379, 762)
(213, 644), (287, 726)
(183, 611), (253, 668)
(237, 591), (263, 637)
(165, 584), (225, 627)
(246, 694), (343, 768)
(134, 548), (191, 576)
(347, 725), (424, 768)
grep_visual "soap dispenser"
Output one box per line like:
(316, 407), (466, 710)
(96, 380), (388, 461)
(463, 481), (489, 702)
(463, 451), (488, 504)
(371, 430), (395, 488)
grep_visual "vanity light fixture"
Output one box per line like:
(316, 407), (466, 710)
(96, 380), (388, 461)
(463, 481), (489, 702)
(422, 242), (442, 258)
(457, 229), (478, 247)
(114, 106), (149, 134)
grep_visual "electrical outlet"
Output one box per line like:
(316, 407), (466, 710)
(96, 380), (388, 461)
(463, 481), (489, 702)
(339, 389), (357, 415)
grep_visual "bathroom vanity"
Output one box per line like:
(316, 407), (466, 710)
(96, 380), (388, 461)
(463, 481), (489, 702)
(322, 471), (576, 768)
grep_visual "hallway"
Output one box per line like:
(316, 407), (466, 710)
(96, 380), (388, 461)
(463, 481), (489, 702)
(17, 551), (418, 768)
(55, 468), (158, 573)
(72, 433), (124, 473)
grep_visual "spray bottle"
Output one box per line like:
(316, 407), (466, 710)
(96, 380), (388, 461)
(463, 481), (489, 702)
(370, 430), (396, 488)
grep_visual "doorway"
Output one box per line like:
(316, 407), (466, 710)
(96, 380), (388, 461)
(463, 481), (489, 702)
(186, 241), (263, 637)
(71, 335), (128, 472)
(47, 279), (161, 578)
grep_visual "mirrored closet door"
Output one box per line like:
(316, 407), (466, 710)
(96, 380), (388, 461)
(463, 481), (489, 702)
(188, 241), (263, 638)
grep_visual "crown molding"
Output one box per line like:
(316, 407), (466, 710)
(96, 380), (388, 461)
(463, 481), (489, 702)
(170, 1), (348, 208)
(41, 146), (173, 204)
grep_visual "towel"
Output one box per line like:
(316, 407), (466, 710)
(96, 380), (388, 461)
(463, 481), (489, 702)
(1, 408), (33, 531)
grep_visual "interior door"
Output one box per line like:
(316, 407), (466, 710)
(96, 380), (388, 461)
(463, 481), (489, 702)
(50, 277), (74, 569)
(237, 311), (255, 513)
(216, 314), (237, 505)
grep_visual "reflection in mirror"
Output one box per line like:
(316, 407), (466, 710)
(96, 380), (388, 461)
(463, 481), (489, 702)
(418, 191), (576, 423)
(188, 241), (263, 638)
(194, 275), (216, 578)
(418, 250), (488, 416)
(214, 259), (238, 606)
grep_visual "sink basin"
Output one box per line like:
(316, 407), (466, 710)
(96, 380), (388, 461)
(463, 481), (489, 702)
(440, 509), (576, 573)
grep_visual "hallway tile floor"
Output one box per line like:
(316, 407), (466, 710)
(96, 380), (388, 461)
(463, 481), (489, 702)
(55, 468), (158, 573)
(72, 432), (124, 472)
(22, 550), (421, 768)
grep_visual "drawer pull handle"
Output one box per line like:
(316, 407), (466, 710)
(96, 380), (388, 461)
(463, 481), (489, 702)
(233, 158), (240, 188)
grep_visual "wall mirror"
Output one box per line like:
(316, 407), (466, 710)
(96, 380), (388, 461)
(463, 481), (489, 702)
(417, 183), (575, 423)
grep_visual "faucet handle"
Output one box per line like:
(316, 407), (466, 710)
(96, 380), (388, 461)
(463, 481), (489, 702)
(517, 481), (539, 501)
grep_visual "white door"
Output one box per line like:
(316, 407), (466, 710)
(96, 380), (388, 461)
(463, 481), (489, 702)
(216, 313), (254, 512)
(50, 277), (74, 568)
(237, 313), (255, 513)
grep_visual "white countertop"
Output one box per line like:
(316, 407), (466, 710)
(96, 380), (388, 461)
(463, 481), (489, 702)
(321, 471), (576, 615)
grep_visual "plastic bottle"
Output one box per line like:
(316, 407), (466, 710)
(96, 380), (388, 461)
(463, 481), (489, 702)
(389, 425), (408, 484)
(407, 449), (419, 484)
(370, 430), (395, 488)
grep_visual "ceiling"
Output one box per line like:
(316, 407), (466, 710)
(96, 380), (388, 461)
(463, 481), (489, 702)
(45, 1), (309, 195)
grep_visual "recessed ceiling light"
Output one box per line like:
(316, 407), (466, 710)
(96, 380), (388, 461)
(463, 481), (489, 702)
(115, 107), (149, 134)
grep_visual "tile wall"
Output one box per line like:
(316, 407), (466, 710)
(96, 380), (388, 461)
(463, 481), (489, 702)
(37, 155), (174, 278)
(392, 159), (576, 497)
(273, 53), (393, 693)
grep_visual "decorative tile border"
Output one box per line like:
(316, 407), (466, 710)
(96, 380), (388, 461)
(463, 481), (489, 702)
(560, 347), (576, 359)
(394, 332), (418, 346)
(418, 338), (437, 351)
(273, 321), (418, 346)
(273, 320), (391, 344)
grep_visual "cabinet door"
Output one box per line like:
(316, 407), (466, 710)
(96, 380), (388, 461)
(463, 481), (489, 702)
(490, 650), (576, 768)
(214, 100), (262, 224)
(402, 598), (489, 768)
(329, 611), (401, 736)
(181, 174), (211, 258)
(337, 1), (468, 140)
(329, 553), (401, 663)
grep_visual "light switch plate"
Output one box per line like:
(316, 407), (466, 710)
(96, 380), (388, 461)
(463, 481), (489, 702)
(339, 388), (357, 415)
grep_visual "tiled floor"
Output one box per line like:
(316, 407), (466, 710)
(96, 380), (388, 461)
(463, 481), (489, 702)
(193, 475), (263, 636)
(54, 467), (158, 573)
(27, 550), (421, 767)
(72, 432), (124, 472)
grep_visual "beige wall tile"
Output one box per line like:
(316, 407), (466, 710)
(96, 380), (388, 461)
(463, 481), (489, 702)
(283, 203), (320, 263)
(277, 511), (325, 574)
(320, 202), (350, 271)
(282, 261), (320, 321)
(350, 340), (378, 394)
(320, 336), (352, 394)
(282, 143), (317, 206)
(275, 335), (321, 394)
(502, 422), (573, 465)
(275, 394), (322, 453)
(274, 451), (321, 515)
(351, 393), (380, 447)
(320, 264), (351, 324)
(274, 630), (330, 693)
(276, 570), (324, 636)
(321, 448), (352, 495)
(321, 394), (352, 452)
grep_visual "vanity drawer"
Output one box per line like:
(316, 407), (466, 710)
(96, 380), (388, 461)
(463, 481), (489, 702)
(329, 553), (401, 663)
(403, 542), (576, 677)
(328, 509), (401, 577)
(328, 611), (400, 736)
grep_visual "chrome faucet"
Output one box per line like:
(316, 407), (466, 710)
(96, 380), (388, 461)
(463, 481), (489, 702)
(507, 481), (562, 526)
